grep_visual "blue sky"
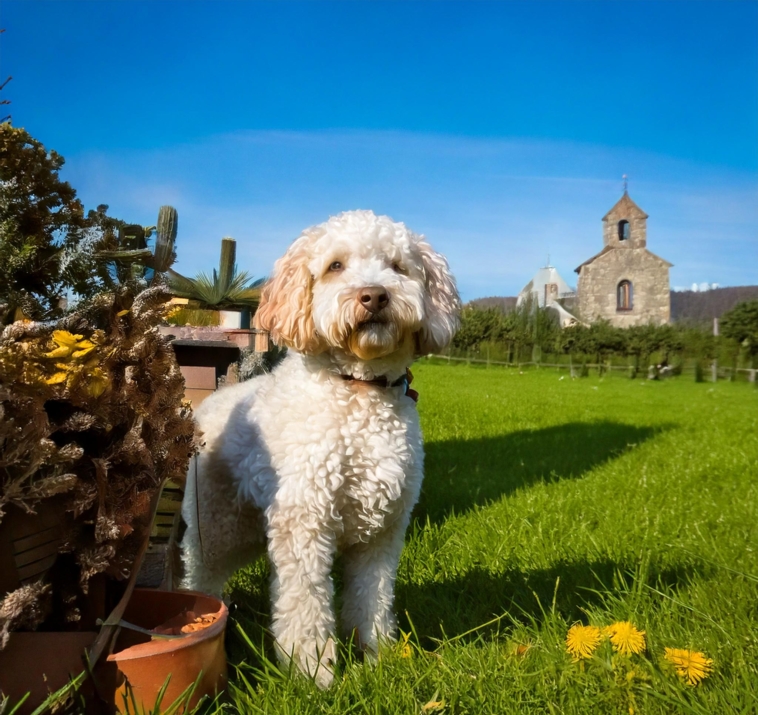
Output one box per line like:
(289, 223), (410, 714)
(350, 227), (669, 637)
(3, 0), (757, 300)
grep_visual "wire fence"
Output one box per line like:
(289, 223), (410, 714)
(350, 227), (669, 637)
(425, 354), (758, 383)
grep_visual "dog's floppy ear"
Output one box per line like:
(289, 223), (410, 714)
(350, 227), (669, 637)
(415, 238), (461, 355)
(254, 236), (324, 354)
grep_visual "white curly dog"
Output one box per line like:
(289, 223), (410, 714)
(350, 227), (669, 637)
(180, 210), (460, 687)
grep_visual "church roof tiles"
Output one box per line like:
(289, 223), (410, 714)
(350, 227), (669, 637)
(602, 192), (649, 221)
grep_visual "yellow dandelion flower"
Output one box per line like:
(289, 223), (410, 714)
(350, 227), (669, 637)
(566, 624), (602, 661)
(664, 648), (713, 686)
(398, 631), (412, 658)
(604, 622), (646, 656)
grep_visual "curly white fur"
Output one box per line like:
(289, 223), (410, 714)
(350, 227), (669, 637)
(180, 210), (460, 687)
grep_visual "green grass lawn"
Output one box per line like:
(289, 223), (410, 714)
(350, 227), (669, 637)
(220, 362), (758, 714)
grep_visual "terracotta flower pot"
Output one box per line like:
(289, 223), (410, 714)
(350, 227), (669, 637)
(107, 589), (228, 713)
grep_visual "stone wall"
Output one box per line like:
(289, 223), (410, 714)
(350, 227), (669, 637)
(577, 248), (670, 326)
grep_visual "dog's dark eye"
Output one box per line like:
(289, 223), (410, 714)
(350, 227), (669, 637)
(392, 262), (406, 274)
(329, 261), (343, 272)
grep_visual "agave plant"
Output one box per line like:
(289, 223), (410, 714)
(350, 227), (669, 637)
(168, 237), (263, 310)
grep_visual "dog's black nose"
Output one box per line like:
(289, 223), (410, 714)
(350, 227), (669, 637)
(358, 286), (390, 314)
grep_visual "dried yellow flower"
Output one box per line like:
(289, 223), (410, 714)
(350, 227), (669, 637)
(44, 331), (96, 360)
(664, 648), (713, 685)
(52, 330), (83, 346)
(86, 368), (109, 397)
(605, 622), (646, 656)
(45, 345), (74, 359)
(566, 624), (602, 661)
(45, 371), (68, 385)
(72, 339), (97, 359)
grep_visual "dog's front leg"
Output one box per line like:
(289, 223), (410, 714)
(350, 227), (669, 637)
(267, 503), (337, 688)
(340, 512), (410, 656)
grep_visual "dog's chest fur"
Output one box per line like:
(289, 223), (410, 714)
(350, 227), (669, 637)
(219, 354), (423, 547)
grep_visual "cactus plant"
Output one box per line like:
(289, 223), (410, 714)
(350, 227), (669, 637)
(150, 205), (178, 274)
(217, 237), (236, 294)
(95, 205), (178, 286)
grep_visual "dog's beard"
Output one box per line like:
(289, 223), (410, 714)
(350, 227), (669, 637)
(347, 319), (404, 360)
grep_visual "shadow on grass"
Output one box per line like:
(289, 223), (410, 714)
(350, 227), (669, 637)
(416, 421), (668, 523)
(395, 557), (704, 647)
(223, 420), (674, 664)
(226, 554), (706, 666)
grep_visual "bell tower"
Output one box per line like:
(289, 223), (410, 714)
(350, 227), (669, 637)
(602, 181), (648, 249)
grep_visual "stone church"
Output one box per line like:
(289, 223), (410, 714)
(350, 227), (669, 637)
(575, 191), (672, 326)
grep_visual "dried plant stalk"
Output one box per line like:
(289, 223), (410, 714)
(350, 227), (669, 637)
(0, 286), (195, 642)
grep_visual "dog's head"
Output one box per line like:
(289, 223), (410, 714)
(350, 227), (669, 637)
(255, 210), (460, 362)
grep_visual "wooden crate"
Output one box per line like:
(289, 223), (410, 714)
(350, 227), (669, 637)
(0, 502), (63, 597)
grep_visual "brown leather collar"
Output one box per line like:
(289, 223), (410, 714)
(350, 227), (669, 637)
(340, 368), (418, 403)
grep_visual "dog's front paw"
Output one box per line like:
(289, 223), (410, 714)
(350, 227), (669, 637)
(278, 636), (336, 689)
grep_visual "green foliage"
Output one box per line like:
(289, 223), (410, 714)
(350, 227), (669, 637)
(721, 300), (758, 359)
(0, 125), (178, 323)
(454, 298), (561, 361)
(168, 237), (263, 309)
(0, 124), (89, 322)
(219, 365), (757, 713)
(165, 307), (221, 327)
(454, 305), (742, 369)
(453, 306), (505, 350)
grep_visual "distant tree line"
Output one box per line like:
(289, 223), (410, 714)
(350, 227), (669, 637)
(450, 299), (758, 374)
(670, 286), (758, 324)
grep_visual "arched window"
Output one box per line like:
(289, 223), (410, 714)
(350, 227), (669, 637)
(618, 220), (630, 241)
(617, 280), (633, 311)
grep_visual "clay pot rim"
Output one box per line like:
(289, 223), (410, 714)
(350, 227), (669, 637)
(107, 590), (228, 662)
